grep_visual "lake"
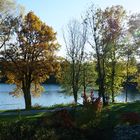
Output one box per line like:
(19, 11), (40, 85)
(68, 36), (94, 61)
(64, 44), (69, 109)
(0, 84), (140, 110)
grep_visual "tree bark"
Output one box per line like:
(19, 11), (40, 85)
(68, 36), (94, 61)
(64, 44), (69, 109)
(72, 61), (78, 104)
(22, 79), (32, 110)
(73, 91), (77, 104)
(94, 38), (106, 105)
(23, 87), (32, 109)
(111, 61), (116, 103)
(102, 59), (106, 106)
(83, 66), (86, 94)
(125, 55), (129, 102)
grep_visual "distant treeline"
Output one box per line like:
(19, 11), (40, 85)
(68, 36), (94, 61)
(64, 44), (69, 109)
(0, 75), (58, 85)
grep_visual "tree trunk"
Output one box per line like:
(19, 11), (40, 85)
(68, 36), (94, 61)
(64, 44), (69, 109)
(111, 47), (116, 103)
(111, 61), (116, 103)
(72, 61), (78, 104)
(100, 77), (106, 105)
(125, 55), (129, 102)
(23, 86), (32, 109)
(96, 54), (102, 97)
(83, 66), (86, 94)
(102, 56), (106, 105)
(22, 78), (32, 110)
(73, 91), (77, 104)
(125, 86), (128, 103)
(94, 29), (106, 105)
(96, 49), (106, 104)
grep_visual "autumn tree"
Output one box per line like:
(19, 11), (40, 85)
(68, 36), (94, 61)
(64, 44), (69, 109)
(86, 5), (127, 104)
(0, 12), (59, 109)
(102, 6), (126, 102)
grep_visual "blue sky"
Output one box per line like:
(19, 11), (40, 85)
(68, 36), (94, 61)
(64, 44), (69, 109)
(16, 0), (140, 56)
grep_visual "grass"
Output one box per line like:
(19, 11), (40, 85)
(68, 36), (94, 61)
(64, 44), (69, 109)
(0, 101), (140, 121)
(35, 102), (77, 110)
(0, 102), (140, 139)
(0, 112), (44, 122)
(103, 101), (140, 118)
(0, 103), (75, 112)
(0, 103), (78, 122)
(99, 101), (140, 133)
(108, 101), (140, 112)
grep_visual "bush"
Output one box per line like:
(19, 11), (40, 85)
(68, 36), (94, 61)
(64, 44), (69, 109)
(52, 109), (76, 128)
(32, 103), (42, 109)
(120, 112), (140, 125)
(0, 120), (58, 140)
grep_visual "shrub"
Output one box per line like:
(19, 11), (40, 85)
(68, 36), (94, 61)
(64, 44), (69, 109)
(120, 112), (140, 125)
(0, 120), (58, 140)
(52, 109), (76, 128)
(93, 97), (103, 113)
(32, 103), (42, 109)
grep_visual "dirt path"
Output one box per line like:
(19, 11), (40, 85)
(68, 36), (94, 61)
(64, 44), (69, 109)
(0, 106), (78, 116)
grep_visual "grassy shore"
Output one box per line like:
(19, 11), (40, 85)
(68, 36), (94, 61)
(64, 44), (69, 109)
(0, 102), (140, 139)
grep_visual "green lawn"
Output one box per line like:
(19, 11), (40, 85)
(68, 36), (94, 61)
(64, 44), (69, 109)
(0, 102), (140, 139)
(105, 102), (140, 113)
(0, 101), (140, 121)
(0, 103), (76, 122)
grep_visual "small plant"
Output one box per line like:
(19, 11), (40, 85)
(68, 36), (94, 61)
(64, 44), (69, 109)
(53, 109), (75, 128)
(32, 103), (42, 109)
(93, 97), (103, 113)
(81, 91), (103, 113)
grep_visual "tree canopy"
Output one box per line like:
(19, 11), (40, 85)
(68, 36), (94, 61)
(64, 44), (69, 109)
(0, 12), (59, 109)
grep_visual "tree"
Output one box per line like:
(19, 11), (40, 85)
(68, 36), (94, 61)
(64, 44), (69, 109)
(105, 61), (126, 102)
(86, 6), (106, 104)
(0, 12), (59, 109)
(0, 0), (24, 80)
(86, 5), (127, 104)
(61, 20), (88, 103)
(120, 13), (139, 102)
(102, 5), (126, 102)
(122, 44), (137, 102)
(136, 63), (140, 91)
(128, 13), (140, 46)
(0, 0), (24, 49)
(81, 61), (98, 94)
(129, 14), (140, 54)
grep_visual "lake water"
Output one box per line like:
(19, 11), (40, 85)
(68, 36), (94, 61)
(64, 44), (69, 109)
(0, 84), (140, 110)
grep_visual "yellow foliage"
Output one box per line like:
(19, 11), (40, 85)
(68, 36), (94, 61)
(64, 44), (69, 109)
(1, 11), (60, 97)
